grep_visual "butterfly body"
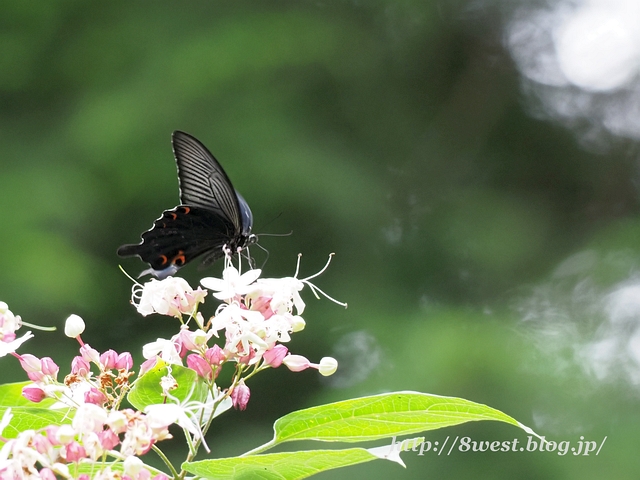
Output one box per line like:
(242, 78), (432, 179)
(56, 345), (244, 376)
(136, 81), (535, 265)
(117, 131), (256, 278)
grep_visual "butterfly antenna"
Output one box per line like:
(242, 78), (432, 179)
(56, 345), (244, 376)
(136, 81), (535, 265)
(252, 242), (270, 269)
(256, 230), (293, 238)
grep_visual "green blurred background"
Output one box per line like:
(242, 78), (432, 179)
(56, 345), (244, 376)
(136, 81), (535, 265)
(3, 1), (640, 478)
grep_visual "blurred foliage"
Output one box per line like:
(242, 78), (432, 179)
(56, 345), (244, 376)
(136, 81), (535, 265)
(2, 1), (639, 478)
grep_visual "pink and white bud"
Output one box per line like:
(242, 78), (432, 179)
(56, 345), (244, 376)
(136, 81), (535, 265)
(79, 344), (100, 364)
(282, 354), (311, 372)
(231, 380), (250, 411)
(204, 345), (225, 366)
(97, 428), (120, 450)
(71, 356), (91, 376)
(39, 468), (56, 480)
(99, 349), (118, 370)
(18, 353), (42, 373)
(263, 345), (288, 368)
(84, 387), (107, 406)
(186, 354), (212, 380)
(64, 441), (87, 462)
(22, 385), (46, 403)
(179, 328), (208, 351)
(18, 353), (45, 381)
(64, 314), (85, 338)
(318, 357), (338, 376)
(32, 433), (53, 455)
(40, 357), (59, 378)
(139, 357), (158, 376)
(116, 352), (134, 370)
(45, 425), (60, 445)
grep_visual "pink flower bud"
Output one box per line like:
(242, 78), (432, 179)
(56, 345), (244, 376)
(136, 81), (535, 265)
(204, 345), (225, 366)
(178, 328), (199, 351)
(231, 380), (250, 411)
(263, 345), (288, 368)
(99, 349), (118, 370)
(139, 357), (158, 376)
(71, 356), (91, 376)
(32, 434), (53, 455)
(18, 353), (41, 373)
(84, 387), (107, 406)
(22, 385), (46, 403)
(45, 426), (60, 445)
(116, 352), (133, 370)
(186, 354), (212, 380)
(40, 357), (59, 378)
(39, 468), (56, 480)
(80, 344), (100, 364)
(97, 429), (120, 450)
(64, 441), (87, 462)
(26, 371), (45, 382)
(238, 348), (256, 365)
(282, 354), (310, 372)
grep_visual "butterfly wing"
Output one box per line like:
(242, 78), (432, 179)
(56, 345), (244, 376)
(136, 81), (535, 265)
(117, 206), (235, 276)
(172, 130), (242, 231)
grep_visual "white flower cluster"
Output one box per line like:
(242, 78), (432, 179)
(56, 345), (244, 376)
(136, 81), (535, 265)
(133, 255), (344, 409)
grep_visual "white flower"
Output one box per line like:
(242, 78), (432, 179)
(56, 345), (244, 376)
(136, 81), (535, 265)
(0, 302), (21, 338)
(0, 331), (33, 357)
(64, 314), (85, 338)
(72, 403), (108, 435)
(252, 277), (306, 314)
(133, 277), (206, 318)
(201, 266), (261, 301)
(318, 356), (339, 376)
(142, 338), (182, 365)
(123, 455), (144, 476)
(145, 403), (203, 441)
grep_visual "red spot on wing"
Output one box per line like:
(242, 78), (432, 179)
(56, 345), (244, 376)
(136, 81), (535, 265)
(172, 250), (186, 266)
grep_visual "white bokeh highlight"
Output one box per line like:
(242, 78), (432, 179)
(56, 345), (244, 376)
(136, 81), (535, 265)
(505, 0), (640, 143)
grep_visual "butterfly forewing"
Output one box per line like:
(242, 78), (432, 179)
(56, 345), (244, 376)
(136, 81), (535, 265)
(172, 131), (241, 230)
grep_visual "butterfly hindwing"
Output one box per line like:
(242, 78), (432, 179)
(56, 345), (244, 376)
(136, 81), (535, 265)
(117, 206), (236, 272)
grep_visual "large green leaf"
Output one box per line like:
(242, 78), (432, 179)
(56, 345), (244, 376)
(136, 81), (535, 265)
(183, 448), (378, 480)
(183, 391), (537, 480)
(269, 391), (532, 444)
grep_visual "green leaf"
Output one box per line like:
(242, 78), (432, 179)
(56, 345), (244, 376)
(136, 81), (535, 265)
(127, 362), (208, 410)
(183, 448), (379, 480)
(0, 406), (72, 440)
(270, 391), (534, 445)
